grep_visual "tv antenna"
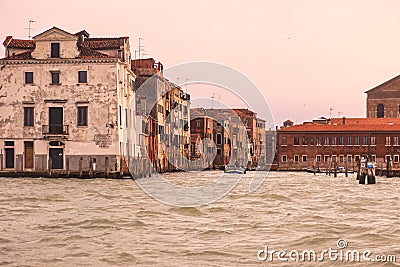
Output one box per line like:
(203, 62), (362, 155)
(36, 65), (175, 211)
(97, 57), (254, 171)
(25, 20), (36, 39)
(329, 108), (333, 118)
(138, 38), (145, 59)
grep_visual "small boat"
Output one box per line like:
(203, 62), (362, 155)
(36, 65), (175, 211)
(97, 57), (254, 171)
(224, 162), (246, 174)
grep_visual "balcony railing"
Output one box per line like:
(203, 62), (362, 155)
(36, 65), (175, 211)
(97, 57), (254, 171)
(42, 125), (69, 136)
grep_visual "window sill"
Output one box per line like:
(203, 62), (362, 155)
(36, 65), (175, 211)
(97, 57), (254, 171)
(77, 125), (88, 128)
(50, 83), (61, 85)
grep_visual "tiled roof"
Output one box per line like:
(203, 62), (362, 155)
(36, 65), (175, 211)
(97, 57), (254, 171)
(3, 51), (33, 60)
(83, 37), (127, 50)
(3, 36), (35, 49)
(78, 47), (113, 58)
(279, 118), (400, 132)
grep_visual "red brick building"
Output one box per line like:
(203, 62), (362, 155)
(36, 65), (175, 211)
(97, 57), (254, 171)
(366, 74), (400, 118)
(277, 117), (400, 170)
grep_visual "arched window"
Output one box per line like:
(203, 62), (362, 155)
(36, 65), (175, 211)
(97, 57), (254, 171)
(377, 104), (384, 118)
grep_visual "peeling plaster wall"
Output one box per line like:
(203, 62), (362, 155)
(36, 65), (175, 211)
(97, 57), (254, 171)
(0, 59), (135, 171)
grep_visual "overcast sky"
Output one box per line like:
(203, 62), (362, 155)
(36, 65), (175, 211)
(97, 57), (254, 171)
(2, 0), (400, 127)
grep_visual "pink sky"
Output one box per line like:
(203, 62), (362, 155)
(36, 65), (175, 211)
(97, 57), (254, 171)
(2, 0), (400, 126)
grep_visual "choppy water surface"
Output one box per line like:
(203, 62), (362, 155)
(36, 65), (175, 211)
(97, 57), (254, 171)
(1, 172), (400, 266)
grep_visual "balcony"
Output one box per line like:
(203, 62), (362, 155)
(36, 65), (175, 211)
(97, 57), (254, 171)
(181, 93), (190, 101)
(42, 125), (69, 137)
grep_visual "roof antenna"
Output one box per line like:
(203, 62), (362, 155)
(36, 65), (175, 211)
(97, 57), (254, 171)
(25, 20), (36, 39)
(329, 108), (333, 119)
(138, 38), (145, 59)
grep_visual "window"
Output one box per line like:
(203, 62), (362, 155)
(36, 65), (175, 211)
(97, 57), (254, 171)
(377, 104), (384, 118)
(339, 155), (344, 163)
(24, 107), (34, 126)
(354, 136), (360, 145)
(78, 71), (87, 83)
(338, 136), (344, 145)
(5, 141), (14, 146)
(216, 134), (222, 144)
(281, 155), (287, 162)
(371, 155), (376, 162)
(386, 136), (391, 146)
(302, 137), (308, 146)
(51, 71), (60, 84)
(294, 136), (299, 145)
(347, 155), (352, 163)
(394, 137), (399, 146)
(316, 137), (321, 146)
(119, 105), (122, 126)
(355, 155), (360, 162)
(157, 104), (163, 113)
(324, 155), (329, 162)
(324, 136), (329, 146)
(370, 136), (376, 146)
(294, 155), (299, 162)
(316, 155), (321, 162)
(25, 72), (33, 84)
(302, 155), (307, 162)
(331, 137), (337, 145)
(51, 43), (60, 58)
(362, 136), (368, 146)
(347, 136), (352, 145)
(310, 138), (314, 146)
(125, 108), (128, 127)
(332, 155), (337, 162)
(217, 148), (221, 155)
(281, 136), (287, 146)
(386, 155), (392, 162)
(394, 155), (399, 163)
(77, 106), (88, 126)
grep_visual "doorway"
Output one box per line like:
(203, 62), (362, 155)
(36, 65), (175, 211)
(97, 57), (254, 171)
(5, 148), (14, 168)
(49, 148), (63, 169)
(49, 107), (63, 134)
(24, 141), (34, 169)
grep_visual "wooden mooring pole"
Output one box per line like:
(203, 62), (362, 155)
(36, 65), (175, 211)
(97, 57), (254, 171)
(105, 157), (109, 178)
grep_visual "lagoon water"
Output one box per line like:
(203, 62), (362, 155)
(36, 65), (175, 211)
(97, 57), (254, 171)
(1, 171), (400, 266)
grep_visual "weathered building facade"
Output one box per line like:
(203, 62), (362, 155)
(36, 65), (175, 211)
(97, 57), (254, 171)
(190, 108), (257, 169)
(132, 58), (191, 172)
(366, 75), (400, 118)
(277, 117), (400, 170)
(0, 27), (136, 173)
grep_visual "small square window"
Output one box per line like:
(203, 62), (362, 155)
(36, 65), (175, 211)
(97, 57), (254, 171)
(25, 72), (33, 84)
(282, 155), (287, 162)
(51, 72), (60, 84)
(302, 155), (307, 162)
(78, 71), (87, 83)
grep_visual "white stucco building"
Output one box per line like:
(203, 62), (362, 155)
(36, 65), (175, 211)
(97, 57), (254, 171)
(0, 26), (137, 173)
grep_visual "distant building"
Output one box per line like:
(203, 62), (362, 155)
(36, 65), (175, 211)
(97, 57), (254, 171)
(366, 75), (400, 118)
(277, 117), (400, 170)
(0, 27), (136, 172)
(132, 58), (190, 172)
(190, 108), (263, 169)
